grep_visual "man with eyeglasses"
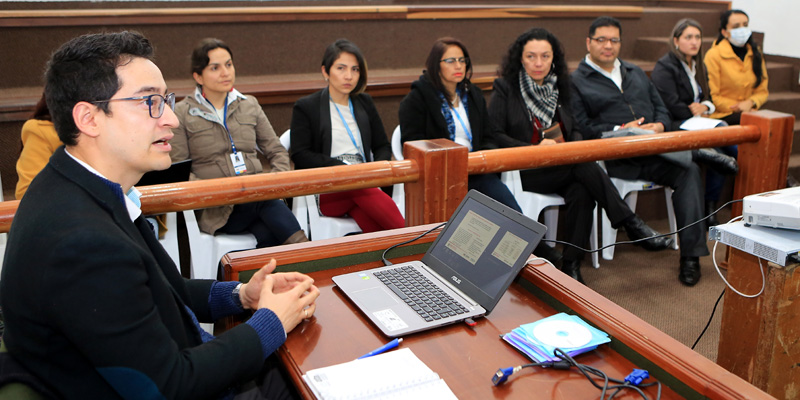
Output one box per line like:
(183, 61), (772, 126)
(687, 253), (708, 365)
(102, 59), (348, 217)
(570, 16), (709, 287)
(0, 31), (317, 399)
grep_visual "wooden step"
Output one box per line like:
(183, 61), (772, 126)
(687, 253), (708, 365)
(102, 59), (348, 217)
(762, 91), (800, 117)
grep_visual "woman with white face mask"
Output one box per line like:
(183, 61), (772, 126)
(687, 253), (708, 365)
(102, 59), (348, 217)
(704, 9), (768, 126)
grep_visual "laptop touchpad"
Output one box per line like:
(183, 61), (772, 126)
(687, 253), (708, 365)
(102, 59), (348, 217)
(353, 288), (398, 310)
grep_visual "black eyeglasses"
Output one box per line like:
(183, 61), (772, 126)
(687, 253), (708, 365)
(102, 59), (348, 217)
(92, 93), (176, 119)
(589, 37), (622, 44)
(441, 57), (469, 65)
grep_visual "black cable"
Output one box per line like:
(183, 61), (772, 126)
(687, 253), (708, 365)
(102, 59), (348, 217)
(542, 199), (743, 254)
(551, 349), (660, 400)
(380, 222), (447, 266)
(692, 288), (726, 350)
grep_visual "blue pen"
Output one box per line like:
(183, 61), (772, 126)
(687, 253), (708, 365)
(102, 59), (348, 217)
(357, 338), (403, 359)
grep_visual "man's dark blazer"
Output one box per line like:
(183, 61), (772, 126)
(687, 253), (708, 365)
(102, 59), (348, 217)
(0, 147), (264, 398)
(570, 58), (671, 140)
(290, 87), (392, 169)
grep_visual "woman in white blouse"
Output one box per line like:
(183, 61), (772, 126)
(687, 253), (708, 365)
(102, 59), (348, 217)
(290, 39), (404, 232)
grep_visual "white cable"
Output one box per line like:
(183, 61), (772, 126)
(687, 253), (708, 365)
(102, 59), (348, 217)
(712, 215), (766, 298)
(527, 256), (555, 269)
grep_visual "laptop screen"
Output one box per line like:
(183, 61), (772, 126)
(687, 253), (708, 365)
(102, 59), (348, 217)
(423, 190), (546, 313)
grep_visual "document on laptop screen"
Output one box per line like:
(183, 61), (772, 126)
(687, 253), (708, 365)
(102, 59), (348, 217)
(445, 210), (499, 264)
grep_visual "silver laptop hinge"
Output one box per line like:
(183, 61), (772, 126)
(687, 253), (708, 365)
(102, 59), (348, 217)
(420, 264), (480, 307)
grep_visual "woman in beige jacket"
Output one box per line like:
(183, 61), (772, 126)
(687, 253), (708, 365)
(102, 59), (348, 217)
(171, 38), (307, 247)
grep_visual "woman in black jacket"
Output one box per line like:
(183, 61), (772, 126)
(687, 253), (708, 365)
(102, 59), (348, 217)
(290, 39), (404, 233)
(650, 19), (738, 225)
(488, 28), (673, 283)
(398, 37), (522, 213)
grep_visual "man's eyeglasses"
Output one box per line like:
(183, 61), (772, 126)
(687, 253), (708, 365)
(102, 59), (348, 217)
(589, 37), (622, 44)
(92, 93), (176, 119)
(441, 57), (469, 65)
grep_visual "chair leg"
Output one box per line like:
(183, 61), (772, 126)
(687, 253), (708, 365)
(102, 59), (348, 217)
(663, 188), (679, 250)
(543, 207), (559, 247)
(591, 206), (599, 268)
(602, 191), (638, 260)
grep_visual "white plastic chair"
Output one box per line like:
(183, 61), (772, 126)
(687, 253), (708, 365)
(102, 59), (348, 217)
(280, 130), (361, 240)
(159, 212), (181, 271)
(182, 209), (257, 280)
(390, 125), (405, 217)
(500, 170), (600, 269)
(601, 177), (679, 260)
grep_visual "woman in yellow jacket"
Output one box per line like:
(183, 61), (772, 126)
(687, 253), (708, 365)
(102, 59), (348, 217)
(704, 9), (768, 125)
(15, 94), (62, 199)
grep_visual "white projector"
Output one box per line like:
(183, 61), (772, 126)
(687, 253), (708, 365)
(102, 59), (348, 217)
(742, 186), (800, 230)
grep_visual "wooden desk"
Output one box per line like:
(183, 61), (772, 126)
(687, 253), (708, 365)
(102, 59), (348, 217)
(223, 225), (773, 400)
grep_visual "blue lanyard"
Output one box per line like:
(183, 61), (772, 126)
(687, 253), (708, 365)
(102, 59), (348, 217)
(333, 98), (366, 161)
(203, 93), (237, 154)
(449, 101), (473, 144)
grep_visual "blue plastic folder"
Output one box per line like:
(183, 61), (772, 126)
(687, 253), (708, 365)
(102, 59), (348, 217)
(502, 313), (611, 362)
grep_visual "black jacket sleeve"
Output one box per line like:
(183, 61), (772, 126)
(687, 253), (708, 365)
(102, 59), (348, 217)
(290, 93), (346, 169)
(488, 78), (531, 148)
(651, 55), (694, 124)
(398, 87), (436, 144)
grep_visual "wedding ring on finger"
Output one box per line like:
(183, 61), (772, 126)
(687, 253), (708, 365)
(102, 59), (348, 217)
(303, 309), (308, 319)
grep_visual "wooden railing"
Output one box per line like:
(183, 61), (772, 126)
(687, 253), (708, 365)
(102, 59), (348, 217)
(0, 111), (793, 397)
(0, 112), (784, 233)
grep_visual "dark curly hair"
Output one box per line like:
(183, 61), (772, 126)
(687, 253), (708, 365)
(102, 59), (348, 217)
(498, 28), (570, 103)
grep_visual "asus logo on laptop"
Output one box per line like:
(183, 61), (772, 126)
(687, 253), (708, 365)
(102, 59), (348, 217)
(451, 276), (461, 285)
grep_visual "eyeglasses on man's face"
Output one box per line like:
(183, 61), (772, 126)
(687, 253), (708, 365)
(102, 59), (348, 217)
(589, 37), (622, 44)
(441, 57), (469, 65)
(92, 92), (176, 119)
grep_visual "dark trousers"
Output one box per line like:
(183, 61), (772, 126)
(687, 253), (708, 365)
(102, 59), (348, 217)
(521, 163), (634, 262)
(233, 354), (300, 400)
(218, 200), (301, 248)
(607, 157), (709, 258)
(705, 145), (738, 202)
(468, 173), (522, 212)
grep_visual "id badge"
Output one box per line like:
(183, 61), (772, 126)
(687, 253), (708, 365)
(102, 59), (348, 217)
(231, 152), (247, 175)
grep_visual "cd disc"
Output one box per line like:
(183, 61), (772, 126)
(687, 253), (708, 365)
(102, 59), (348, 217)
(531, 320), (592, 349)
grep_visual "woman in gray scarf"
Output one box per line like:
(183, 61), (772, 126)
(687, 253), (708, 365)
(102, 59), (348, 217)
(488, 28), (673, 284)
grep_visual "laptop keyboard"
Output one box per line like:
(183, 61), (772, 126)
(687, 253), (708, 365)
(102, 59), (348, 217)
(374, 266), (469, 322)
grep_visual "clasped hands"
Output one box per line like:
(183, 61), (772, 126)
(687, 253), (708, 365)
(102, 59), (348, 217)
(729, 99), (755, 113)
(621, 117), (664, 133)
(239, 259), (320, 333)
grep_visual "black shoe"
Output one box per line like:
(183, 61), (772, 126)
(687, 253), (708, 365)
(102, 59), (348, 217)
(679, 257), (701, 286)
(705, 201), (720, 227)
(692, 148), (738, 175)
(622, 215), (674, 251)
(560, 259), (584, 284)
(534, 242), (562, 268)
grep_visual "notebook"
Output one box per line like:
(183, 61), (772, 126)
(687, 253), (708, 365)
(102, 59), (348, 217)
(302, 348), (457, 399)
(135, 159), (192, 187)
(333, 190), (546, 337)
